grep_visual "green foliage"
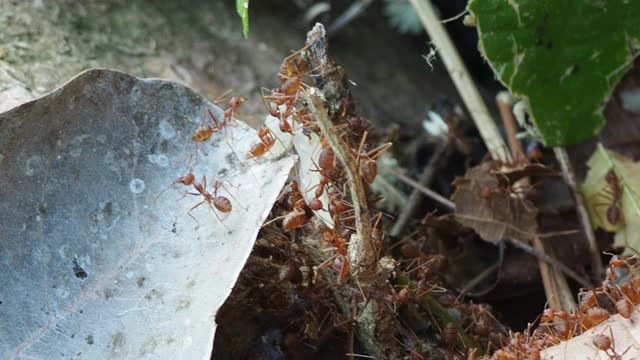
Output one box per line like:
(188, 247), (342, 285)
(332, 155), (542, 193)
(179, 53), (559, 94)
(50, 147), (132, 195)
(236, 0), (249, 39)
(582, 144), (640, 254)
(468, 0), (640, 146)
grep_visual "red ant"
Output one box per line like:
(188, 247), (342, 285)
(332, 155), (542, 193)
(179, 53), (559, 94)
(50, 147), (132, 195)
(188, 176), (243, 230)
(317, 228), (350, 284)
(282, 199), (307, 230)
(261, 183), (308, 230)
(222, 96), (246, 125)
(156, 166), (240, 230)
(196, 92), (242, 142)
(605, 170), (623, 225)
(192, 109), (218, 143)
(318, 139), (336, 171)
(352, 131), (392, 184)
(246, 126), (276, 159)
(591, 169), (624, 227)
(592, 326), (636, 359)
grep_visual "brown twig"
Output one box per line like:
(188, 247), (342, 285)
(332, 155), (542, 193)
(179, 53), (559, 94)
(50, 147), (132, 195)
(494, 95), (578, 310)
(301, 24), (401, 360)
(387, 166), (455, 211)
(389, 142), (449, 238)
(496, 92), (524, 161)
(306, 90), (376, 278)
(553, 146), (604, 280)
(506, 239), (590, 289)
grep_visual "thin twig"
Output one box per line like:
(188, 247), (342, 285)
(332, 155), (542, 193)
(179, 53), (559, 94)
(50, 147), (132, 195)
(496, 93), (580, 310)
(440, 8), (469, 24)
(496, 92), (524, 160)
(531, 236), (574, 311)
(408, 0), (510, 163)
(386, 167), (455, 211)
(327, 0), (375, 36)
(389, 142), (448, 237)
(460, 262), (499, 295)
(553, 146), (604, 280)
(506, 238), (590, 290)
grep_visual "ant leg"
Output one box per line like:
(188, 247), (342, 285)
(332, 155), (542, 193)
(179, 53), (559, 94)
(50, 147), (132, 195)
(315, 254), (338, 271)
(207, 108), (223, 130)
(155, 155), (195, 200)
(212, 208), (231, 231)
(264, 130), (289, 156)
(355, 130), (369, 165)
(213, 89), (232, 105)
(187, 200), (206, 223)
(336, 256), (350, 285)
(367, 142), (393, 160)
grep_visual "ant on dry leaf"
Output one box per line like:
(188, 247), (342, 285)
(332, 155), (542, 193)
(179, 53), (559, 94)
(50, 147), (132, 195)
(592, 169), (625, 227)
(156, 91), (253, 228)
(494, 255), (640, 359)
(592, 326), (636, 359)
(156, 155), (242, 230)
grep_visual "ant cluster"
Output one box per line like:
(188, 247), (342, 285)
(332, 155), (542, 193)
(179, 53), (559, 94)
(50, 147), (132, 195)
(493, 255), (640, 359)
(394, 239), (509, 358)
(252, 42), (394, 288)
(213, 30), (537, 359)
(157, 96), (248, 227)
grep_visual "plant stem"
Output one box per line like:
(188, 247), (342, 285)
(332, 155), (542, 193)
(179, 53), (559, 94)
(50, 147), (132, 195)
(553, 147), (604, 280)
(409, 0), (509, 162)
(389, 142), (448, 238)
(306, 90), (377, 279)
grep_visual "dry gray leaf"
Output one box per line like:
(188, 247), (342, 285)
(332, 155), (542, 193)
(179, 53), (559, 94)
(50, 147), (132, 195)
(0, 69), (295, 359)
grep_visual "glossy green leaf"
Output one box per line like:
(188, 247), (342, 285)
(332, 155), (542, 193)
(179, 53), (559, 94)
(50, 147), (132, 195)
(236, 0), (249, 38)
(468, 0), (640, 146)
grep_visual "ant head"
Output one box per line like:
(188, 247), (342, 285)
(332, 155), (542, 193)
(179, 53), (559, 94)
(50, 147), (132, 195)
(229, 97), (246, 108)
(181, 173), (195, 185)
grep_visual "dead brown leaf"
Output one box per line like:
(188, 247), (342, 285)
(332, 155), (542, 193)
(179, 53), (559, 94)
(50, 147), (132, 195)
(451, 161), (538, 244)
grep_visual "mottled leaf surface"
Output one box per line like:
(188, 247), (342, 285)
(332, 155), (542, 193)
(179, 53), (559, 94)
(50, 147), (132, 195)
(0, 69), (294, 359)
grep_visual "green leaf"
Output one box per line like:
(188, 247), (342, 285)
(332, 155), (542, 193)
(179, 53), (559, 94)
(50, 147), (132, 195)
(236, 0), (249, 39)
(468, 0), (640, 146)
(582, 144), (640, 254)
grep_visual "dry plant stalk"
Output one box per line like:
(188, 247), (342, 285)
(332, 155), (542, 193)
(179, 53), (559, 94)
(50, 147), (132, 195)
(409, 0), (510, 162)
(298, 24), (399, 359)
(306, 91), (377, 278)
(495, 94), (577, 311)
(554, 146), (604, 279)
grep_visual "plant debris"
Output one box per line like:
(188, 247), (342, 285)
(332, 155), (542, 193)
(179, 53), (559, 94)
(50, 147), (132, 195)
(583, 144), (640, 252)
(452, 160), (539, 243)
